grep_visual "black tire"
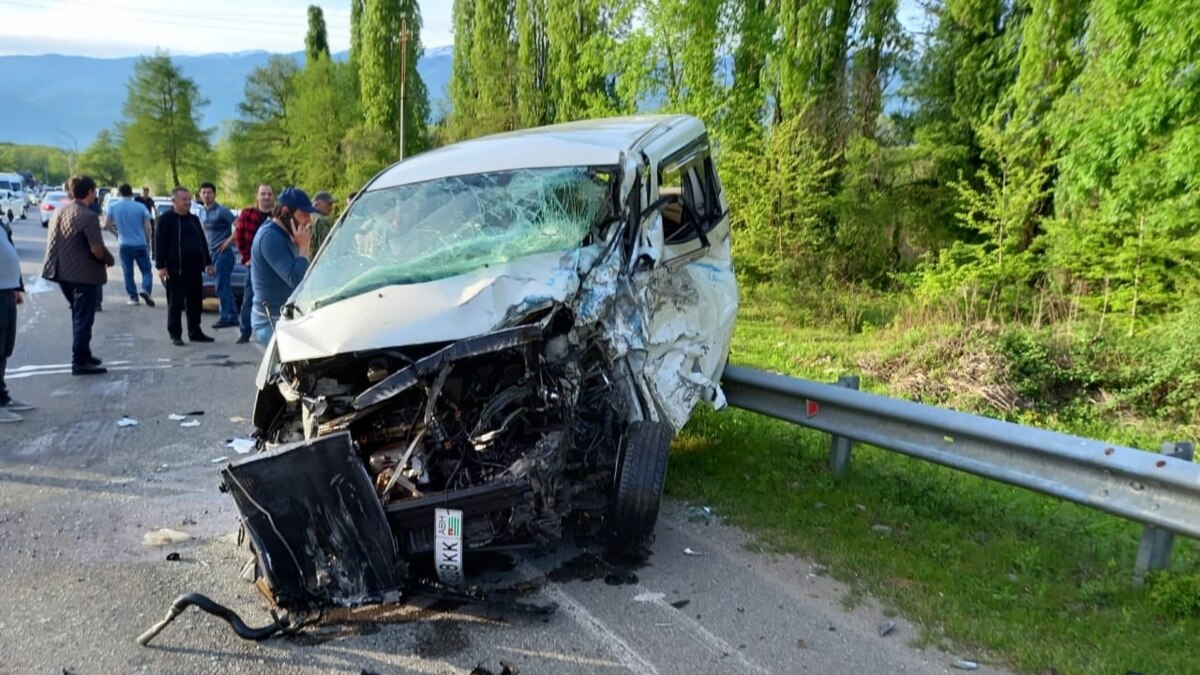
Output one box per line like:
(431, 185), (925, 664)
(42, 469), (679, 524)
(607, 420), (673, 554)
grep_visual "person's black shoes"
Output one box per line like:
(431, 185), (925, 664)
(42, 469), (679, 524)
(72, 364), (107, 375)
(171, 337), (186, 346)
(87, 356), (102, 366)
(235, 334), (250, 344)
(139, 292), (156, 307)
(190, 333), (215, 343)
(212, 320), (237, 329)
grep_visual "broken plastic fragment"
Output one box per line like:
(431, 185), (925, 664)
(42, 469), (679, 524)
(687, 506), (714, 523)
(211, 456), (229, 464)
(683, 547), (704, 557)
(181, 419), (200, 428)
(226, 438), (255, 454)
(117, 417), (138, 427)
(878, 620), (896, 637)
(143, 528), (191, 546)
(633, 592), (665, 603)
(952, 660), (979, 671)
(168, 413), (186, 421)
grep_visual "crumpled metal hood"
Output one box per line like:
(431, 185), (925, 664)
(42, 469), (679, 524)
(274, 248), (599, 362)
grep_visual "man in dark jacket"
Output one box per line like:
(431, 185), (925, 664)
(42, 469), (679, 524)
(155, 186), (215, 346)
(41, 175), (113, 374)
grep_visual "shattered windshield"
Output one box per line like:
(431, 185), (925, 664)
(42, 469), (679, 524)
(293, 166), (616, 313)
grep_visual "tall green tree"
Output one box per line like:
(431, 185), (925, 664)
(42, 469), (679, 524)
(470, 0), (518, 133)
(726, 0), (774, 143)
(360, 0), (429, 156)
(288, 57), (357, 194)
(305, 5), (330, 63)
(229, 55), (300, 190)
(1044, 0), (1200, 331)
(120, 51), (212, 188)
(447, 0), (478, 137)
(77, 129), (125, 187)
(515, 0), (549, 127)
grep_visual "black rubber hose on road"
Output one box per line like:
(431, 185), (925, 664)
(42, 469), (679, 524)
(137, 593), (283, 647)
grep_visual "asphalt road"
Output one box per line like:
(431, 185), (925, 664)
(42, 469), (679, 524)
(0, 210), (1006, 674)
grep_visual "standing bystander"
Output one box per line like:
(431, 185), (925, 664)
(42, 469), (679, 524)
(40, 175), (113, 375)
(0, 218), (32, 421)
(310, 190), (335, 254)
(154, 187), (215, 346)
(196, 182), (238, 328)
(104, 184), (156, 306)
(234, 184), (274, 344)
(250, 187), (313, 345)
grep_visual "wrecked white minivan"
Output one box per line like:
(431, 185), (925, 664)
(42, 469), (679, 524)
(227, 115), (737, 614)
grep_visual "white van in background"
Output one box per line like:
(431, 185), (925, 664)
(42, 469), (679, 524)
(0, 173), (27, 225)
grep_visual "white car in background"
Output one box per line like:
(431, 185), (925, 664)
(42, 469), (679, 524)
(39, 191), (71, 227)
(0, 173), (27, 224)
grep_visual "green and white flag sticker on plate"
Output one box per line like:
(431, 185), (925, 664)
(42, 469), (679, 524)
(435, 508), (464, 586)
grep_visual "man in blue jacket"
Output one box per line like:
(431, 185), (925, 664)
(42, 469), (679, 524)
(250, 187), (313, 345)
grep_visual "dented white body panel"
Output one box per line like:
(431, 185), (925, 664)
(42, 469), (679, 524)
(265, 113), (736, 434)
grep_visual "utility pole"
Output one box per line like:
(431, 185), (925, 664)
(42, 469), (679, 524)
(399, 16), (408, 160)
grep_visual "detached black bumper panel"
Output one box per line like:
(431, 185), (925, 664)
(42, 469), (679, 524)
(222, 431), (404, 611)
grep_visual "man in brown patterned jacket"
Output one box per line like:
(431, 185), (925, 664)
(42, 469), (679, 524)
(41, 175), (114, 375)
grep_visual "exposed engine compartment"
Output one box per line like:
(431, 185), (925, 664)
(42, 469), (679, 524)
(256, 309), (631, 558)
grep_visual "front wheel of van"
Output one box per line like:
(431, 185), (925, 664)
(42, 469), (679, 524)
(606, 420), (673, 555)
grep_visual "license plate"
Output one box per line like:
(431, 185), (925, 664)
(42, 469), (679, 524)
(434, 508), (464, 586)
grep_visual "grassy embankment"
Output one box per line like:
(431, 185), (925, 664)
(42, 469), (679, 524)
(667, 283), (1200, 674)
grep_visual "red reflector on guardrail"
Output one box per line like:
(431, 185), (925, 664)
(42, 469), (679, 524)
(806, 400), (819, 417)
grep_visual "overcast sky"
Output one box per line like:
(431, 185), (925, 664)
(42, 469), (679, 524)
(0, 0), (455, 58)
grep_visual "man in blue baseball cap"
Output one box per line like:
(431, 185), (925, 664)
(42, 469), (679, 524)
(249, 186), (313, 344)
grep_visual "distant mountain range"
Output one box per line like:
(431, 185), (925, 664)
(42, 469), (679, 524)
(0, 46), (454, 148)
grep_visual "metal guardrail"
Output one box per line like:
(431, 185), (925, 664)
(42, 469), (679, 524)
(721, 365), (1200, 580)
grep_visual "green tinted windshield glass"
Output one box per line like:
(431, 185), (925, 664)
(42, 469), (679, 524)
(293, 167), (615, 313)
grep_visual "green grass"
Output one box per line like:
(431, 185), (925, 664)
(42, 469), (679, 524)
(666, 284), (1200, 674)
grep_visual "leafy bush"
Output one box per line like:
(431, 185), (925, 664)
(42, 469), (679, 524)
(1149, 573), (1200, 619)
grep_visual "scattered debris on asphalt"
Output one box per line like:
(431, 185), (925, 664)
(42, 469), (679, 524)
(117, 417), (138, 427)
(143, 528), (191, 546)
(470, 661), (518, 675)
(183, 410), (205, 416)
(953, 660), (980, 670)
(229, 415), (248, 423)
(167, 414), (187, 421)
(226, 438), (255, 454)
(180, 419), (200, 428)
(211, 456), (228, 464)
(683, 547), (704, 556)
(687, 506), (715, 524)
(878, 619), (897, 637)
(670, 599), (690, 609)
(166, 552), (181, 562)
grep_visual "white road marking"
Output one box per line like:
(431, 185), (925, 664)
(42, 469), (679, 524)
(630, 586), (775, 675)
(7, 364), (172, 380)
(516, 561), (662, 675)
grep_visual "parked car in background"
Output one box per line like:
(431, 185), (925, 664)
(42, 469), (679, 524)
(40, 191), (71, 226)
(202, 241), (248, 306)
(0, 173), (27, 224)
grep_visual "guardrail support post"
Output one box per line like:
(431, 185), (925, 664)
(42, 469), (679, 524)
(1133, 441), (1195, 586)
(828, 375), (860, 477)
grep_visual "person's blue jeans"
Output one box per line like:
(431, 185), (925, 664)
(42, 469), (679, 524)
(239, 268), (255, 339)
(119, 245), (153, 300)
(213, 248), (236, 323)
(251, 310), (274, 345)
(59, 281), (98, 366)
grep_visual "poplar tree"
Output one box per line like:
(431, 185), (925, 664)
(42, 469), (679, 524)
(470, 0), (517, 134)
(305, 5), (330, 64)
(447, 0), (478, 137)
(515, 0), (549, 127)
(360, 0), (429, 156)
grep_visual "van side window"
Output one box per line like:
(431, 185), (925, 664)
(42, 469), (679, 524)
(657, 148), (720, 245)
